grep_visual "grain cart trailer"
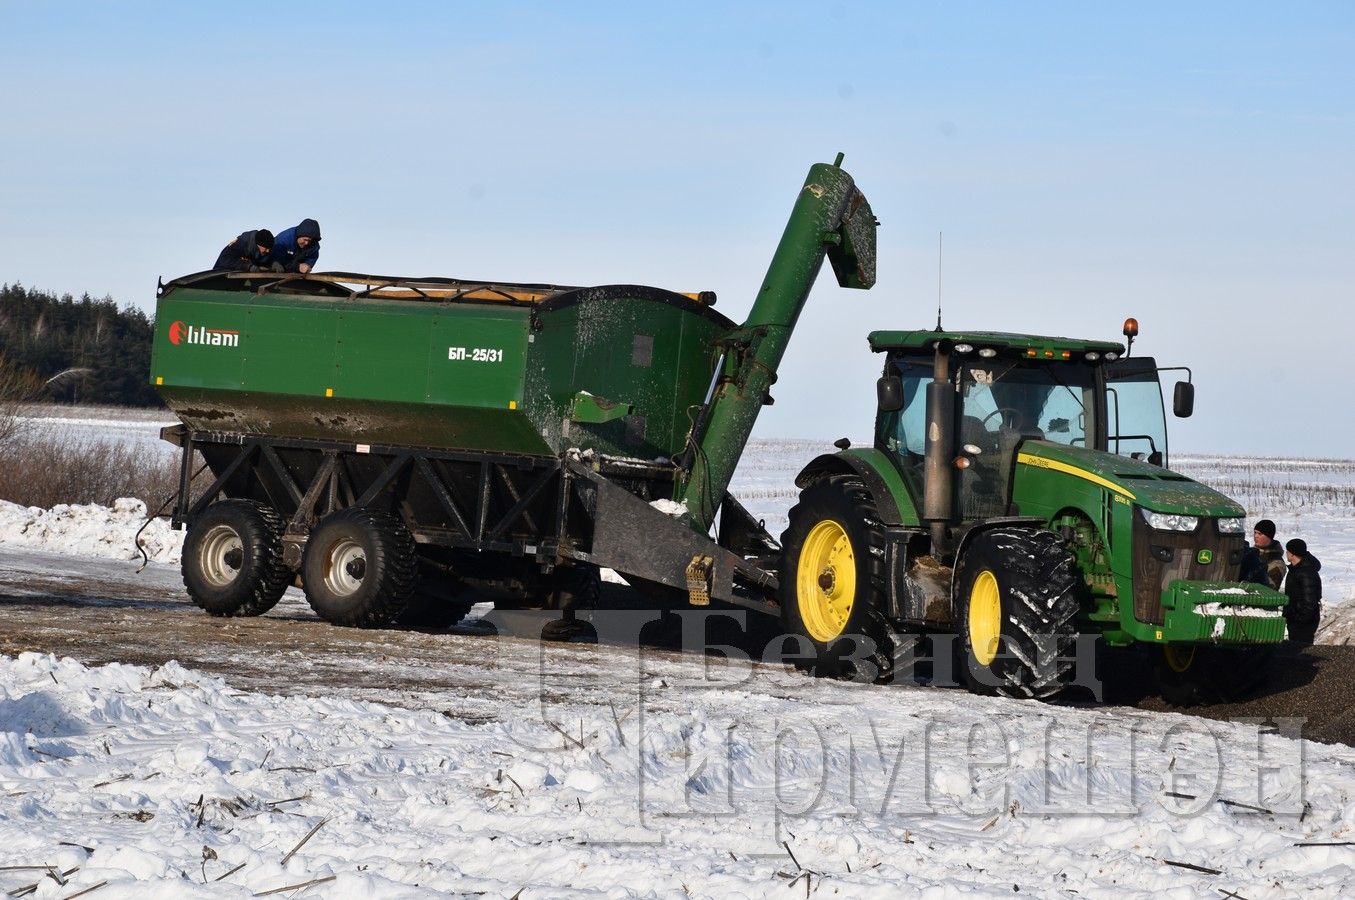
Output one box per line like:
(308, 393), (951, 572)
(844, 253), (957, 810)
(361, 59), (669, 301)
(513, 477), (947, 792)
(153, 157), (876, 630)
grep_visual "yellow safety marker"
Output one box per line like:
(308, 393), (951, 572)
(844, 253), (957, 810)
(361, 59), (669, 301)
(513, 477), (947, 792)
(155, 376), (164, 385)
(508, 400), (517, 410)
(325, 388), (334, 397)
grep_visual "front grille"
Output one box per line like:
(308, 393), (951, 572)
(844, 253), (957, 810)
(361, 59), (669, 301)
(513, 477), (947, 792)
(1131, 510), (1244, 624)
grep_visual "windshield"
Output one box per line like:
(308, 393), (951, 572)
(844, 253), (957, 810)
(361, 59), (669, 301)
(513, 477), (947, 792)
(959, 360), (1097, 448)
(1104, 359), (1168, 466)
(958, 360), (1098, 519)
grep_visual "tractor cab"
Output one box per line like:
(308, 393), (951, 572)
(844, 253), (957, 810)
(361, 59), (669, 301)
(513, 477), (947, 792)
(870, 328), (1191, 536)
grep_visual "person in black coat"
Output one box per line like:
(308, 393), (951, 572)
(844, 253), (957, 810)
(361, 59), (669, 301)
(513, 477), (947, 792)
(214, 229), (277, 272)
(1283, 538), (1322, 646)
(1240, 519), (1285, 588)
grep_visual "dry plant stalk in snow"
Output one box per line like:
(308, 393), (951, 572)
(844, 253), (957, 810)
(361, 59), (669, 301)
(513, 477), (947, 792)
(0, 425), (200, 509)
(0, 353), (42, 445)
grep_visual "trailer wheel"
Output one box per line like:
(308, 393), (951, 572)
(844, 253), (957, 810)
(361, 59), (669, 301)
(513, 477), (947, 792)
(398, 591), (475, 629)
(301, 508), (417, 628)
(1152, 644), (1277, 707)
(955, 526), (1079, 699)
(780, 475), (896, 682)
(182, 500), (291, 617)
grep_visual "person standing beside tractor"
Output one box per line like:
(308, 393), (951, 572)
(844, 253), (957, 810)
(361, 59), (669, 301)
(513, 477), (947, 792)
(271, 218), (322, 273)
(213, 228), (276, 272)
(1283, 538), (1322, 645)
(1241, 519), (1286, 589)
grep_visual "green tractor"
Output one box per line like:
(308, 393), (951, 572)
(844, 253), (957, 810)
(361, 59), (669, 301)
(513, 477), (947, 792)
(781, 320), (1288, 704)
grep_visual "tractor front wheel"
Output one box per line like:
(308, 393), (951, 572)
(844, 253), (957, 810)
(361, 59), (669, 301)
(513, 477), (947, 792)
(1152, 644), (1277, 707)
(780, 475), (896, 682)
(954, 526), (1079, 699)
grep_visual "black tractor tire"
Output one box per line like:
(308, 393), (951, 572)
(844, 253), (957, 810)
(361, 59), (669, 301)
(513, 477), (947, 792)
(954, 526), (1079, 700)
(397, 591), (475, 629)
(779, 475), (897, 683)
(181, 500), (291, 617)
(301, 507), (417, 628)
(1152, 643), (1278, 707)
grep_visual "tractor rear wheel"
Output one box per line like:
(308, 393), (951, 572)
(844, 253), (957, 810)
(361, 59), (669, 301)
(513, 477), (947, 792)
(954, 526), (1079, 699)
(780, 475), (896, 682)
(182, 500), (291, 617)
(301, 507), (417, 628)
(1152, 644), (1277, 707)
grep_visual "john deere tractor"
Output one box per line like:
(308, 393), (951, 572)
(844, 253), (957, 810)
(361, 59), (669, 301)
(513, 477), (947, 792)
(782, 320), (1288, 703)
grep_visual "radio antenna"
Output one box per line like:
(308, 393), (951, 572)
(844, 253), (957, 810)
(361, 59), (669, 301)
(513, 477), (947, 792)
(935, 231), (944, 331)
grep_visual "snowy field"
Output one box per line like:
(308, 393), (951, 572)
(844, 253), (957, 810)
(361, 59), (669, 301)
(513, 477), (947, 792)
(3, 647), (1354, 898)
(14, 405), (173, 457)
(7, 410), (1355, 895)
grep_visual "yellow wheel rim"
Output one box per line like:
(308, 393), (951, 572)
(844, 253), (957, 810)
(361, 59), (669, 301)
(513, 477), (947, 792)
(969, 570), (1002, 666)
(797, 520), (856, 643)
(1163, 644), (1196, 673)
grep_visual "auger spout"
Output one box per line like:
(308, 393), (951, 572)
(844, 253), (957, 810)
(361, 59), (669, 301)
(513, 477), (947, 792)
(676, 157), (877, 531)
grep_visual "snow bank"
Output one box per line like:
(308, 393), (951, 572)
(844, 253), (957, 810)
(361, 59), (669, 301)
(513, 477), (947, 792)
(3, 653), (1355, 896)
(0, 499), (183, 564)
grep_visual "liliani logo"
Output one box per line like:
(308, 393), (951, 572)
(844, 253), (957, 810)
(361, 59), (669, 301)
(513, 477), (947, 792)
(169, 320), (240, 347)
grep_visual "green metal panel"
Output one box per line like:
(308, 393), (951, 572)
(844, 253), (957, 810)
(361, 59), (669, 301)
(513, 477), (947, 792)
(523, 288), (732, 460)
(868, 329), (1124, 356)
(838, 448), (922, 526)
(153, 281), (727, 459)
(244, 302), (337, 396)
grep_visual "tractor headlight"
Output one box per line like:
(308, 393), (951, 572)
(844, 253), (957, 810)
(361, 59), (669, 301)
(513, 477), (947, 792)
(1140, 509), (1199, 532)
(1216, 517), (1246, 534)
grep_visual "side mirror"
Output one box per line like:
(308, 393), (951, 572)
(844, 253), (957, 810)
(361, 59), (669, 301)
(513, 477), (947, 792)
(1173, 381), (1194, 418)
(877, 376), (903, 412)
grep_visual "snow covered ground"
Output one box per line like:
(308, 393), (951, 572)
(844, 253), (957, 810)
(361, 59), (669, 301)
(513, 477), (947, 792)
(14, 405), (175, 459)
(3, 648), (1354, 898)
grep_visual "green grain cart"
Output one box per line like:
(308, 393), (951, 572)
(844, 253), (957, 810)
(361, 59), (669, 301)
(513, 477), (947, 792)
(153, 156), (1285, 704)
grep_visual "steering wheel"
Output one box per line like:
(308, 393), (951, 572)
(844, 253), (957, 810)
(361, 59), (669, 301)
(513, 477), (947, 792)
(981, 407), (1025, 431)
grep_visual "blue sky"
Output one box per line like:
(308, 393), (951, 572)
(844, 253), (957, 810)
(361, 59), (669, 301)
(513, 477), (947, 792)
(1, 2), (1351, 455)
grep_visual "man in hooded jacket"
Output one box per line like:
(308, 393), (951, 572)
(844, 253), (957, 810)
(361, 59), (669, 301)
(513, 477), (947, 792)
(213, 228), (275, 272)
(271, 218), (322, 273)
(1283, 538), (1322, 646)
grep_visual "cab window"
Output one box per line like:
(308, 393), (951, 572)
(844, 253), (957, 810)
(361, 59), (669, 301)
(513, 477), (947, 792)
(1104, 358), (1168, 466)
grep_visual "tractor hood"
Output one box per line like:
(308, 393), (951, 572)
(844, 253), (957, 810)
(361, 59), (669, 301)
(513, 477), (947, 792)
(1016, 441), (1245, 517)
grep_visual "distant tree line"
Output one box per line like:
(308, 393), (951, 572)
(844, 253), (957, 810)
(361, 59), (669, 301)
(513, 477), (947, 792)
(0, 283), (160, 406)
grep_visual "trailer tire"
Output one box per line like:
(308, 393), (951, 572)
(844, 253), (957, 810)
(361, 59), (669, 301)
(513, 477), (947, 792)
(1153, 644), (1277, 707)
(182, 500), (291, 617)
(397, 592), (475, 629)
(302, 508), (417, 628)
(955, 526), (1079, 699)
(780, 475), (896, 683)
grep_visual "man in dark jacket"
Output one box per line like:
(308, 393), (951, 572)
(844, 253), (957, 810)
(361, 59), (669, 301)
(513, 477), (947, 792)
(1283, 538), (1322, 646)
(1240, 519), (1286, 589)
(213, 229), (276, 272)
(271, 218), (321, 273)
